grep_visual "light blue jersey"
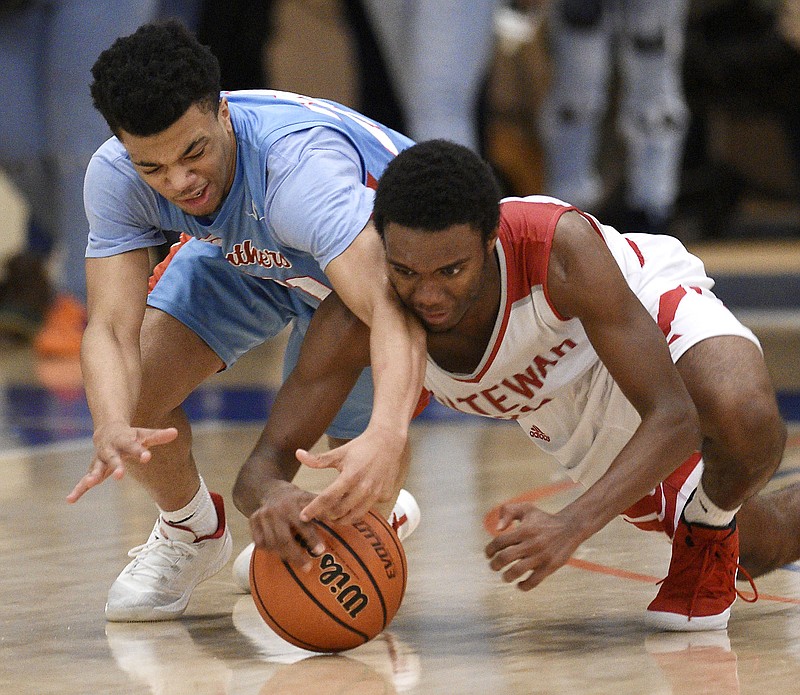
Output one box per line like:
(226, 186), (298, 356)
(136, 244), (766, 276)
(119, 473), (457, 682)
(85, 89), (414, 308)
(83, 90), (415, 439)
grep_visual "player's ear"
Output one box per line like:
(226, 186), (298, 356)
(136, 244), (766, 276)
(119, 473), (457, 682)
(485, 227), (499, 252)
(218, 96), (231, 125)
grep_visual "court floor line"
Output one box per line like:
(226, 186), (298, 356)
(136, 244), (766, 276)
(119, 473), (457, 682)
(483, 481), (800, 606)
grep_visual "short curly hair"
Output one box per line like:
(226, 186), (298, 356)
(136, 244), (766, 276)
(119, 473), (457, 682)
(90, 20), (221, 136)
(373, 139), (501, 243)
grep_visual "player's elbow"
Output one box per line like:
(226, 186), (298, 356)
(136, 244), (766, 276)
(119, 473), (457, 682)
(664, 396), (702, 455)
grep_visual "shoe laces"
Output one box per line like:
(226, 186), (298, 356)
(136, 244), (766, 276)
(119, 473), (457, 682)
(659, 526), (758, 618)
(125, 536), (200, 581)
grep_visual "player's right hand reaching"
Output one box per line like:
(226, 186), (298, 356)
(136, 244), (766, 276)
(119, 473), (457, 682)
(66, 423), (177, 503)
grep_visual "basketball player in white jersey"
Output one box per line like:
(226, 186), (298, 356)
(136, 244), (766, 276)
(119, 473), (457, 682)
(235, 140), (799, 632)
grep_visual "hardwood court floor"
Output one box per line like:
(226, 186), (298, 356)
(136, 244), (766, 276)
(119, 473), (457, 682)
(3, 388), (800, 694)
(2, 238), (800, 694)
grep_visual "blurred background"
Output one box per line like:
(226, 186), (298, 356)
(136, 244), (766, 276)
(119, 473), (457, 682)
(0, 0), (798, 449)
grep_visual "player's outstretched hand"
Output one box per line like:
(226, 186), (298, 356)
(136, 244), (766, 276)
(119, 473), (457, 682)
(297, 429), (404, 525)
(249, 481), (325, 571)
(66, 423), (178, 503)
(484, 502), (583, 591)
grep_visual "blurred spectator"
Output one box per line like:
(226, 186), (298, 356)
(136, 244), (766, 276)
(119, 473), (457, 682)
(359, 0), (498, 152)
(0, 0), (162, 355)
(538, 0), (690, 234)
(194, 0), (273, 90)
(186, 1), (407, 139)
(340, 0), (407, 134)
(678, 0), (800, 237)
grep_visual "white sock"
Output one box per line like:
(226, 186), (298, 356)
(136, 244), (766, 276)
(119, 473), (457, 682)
(683, 481), (739, 528)
(159, 477), (218, 539)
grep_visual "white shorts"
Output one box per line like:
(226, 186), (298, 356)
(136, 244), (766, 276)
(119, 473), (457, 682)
(548, 232), (760, 489)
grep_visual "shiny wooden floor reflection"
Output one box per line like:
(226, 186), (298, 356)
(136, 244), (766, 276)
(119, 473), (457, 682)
(3, 235), (800, 694)
(4, 408), (800, 694)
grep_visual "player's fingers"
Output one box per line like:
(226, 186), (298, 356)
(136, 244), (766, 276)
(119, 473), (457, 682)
(291, 524), (326, 571)
(65, 459), (113, 503)
(251, 516), (322, 572)
(485, 526), (521, 559)
(96, 440), (145, 469)
(329, 497), (372, 526)
(487, 544), (524, 572)
(66, 476), (95, 503)
(111, 464), (127, 480)
(138, 427), (178, 448)
(300, 487), (350, 523)
(250, 516), (267, 549)
(516, 567), (550, 592)
(501, 558), (535, 584)
(297, 522), (325, 557)
(495, 502), (526, 532)
(296, 448), (341, 471)
(269, 519), (314, 569)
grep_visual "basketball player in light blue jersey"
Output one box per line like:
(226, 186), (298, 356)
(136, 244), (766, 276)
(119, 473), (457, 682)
(67, 20), (425, 622)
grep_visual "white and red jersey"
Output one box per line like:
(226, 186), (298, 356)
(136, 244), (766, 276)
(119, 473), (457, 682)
(422, 196), (758, 487)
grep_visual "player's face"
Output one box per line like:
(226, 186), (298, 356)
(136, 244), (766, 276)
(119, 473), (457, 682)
(119, 99), (237, 217)
(383, 222), (497, 333)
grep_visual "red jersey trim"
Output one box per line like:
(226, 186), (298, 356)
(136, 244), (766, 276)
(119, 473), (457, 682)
(626, 238), (645, 267)
(451, 199), (576, 383)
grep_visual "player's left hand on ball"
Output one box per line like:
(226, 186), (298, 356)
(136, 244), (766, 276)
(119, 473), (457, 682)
(250, 482), (325, 572)
(484, 502), (581, 591)
(297, 430), (403, 525)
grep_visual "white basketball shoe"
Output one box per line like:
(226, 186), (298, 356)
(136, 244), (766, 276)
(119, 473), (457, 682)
(105, 492), (233, 621)
(232, 488), (421, 593)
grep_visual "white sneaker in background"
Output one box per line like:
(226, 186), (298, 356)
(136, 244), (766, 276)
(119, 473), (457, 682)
(105, 492), (233, 622)
(232, 540), (255, 593)
(388, 488), (421, 542)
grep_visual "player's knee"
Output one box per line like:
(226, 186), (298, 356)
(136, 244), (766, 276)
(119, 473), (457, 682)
(620, 97), (688, 140)
(738, 545), (779, 579)
(714, 392), (786, 477)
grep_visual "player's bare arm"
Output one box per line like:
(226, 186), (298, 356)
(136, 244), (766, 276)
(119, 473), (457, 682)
(234, 291), (371, 566)
(67, 250), (178, 503)
(298, 220), (426, 525)
(487, 211), (701, 588)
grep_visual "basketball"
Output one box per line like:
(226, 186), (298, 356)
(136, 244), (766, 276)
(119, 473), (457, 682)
(250, 510), (407, 653)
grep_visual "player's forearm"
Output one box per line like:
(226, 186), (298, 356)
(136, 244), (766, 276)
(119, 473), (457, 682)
(560, 409), (700, 540)
(81, 321), (142, 432)
(233, 444), (301, 517)
(232, 384), (330, 518)
(365, 295), (427, 443)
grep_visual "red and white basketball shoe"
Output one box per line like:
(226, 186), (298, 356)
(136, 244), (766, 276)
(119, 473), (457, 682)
(646, 515), (757, 631)
(105, 492), (233, 621)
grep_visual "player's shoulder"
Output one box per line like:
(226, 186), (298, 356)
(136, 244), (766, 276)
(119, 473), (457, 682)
(499, 195), (575, 219)
(89, 136), (130, 169)
(85, 136), (143, 195)
(498, 195), (577, 244)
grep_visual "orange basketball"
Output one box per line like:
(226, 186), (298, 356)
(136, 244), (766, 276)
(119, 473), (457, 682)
(249, 510), (407, 653)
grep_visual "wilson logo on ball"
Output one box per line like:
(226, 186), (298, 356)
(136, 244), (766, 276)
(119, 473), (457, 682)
(318, 552), (370, 618)
(250, 510), (408, 652)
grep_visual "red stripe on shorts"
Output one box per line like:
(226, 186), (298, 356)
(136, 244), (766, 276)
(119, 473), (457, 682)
(656, 286), (688, 345)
